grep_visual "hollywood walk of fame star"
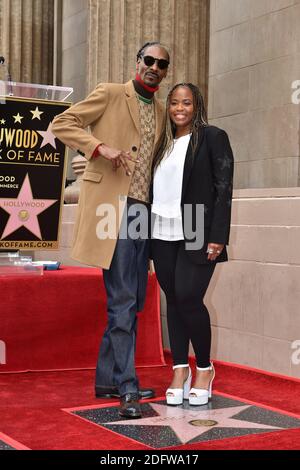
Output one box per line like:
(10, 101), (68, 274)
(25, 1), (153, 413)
(30, 106), (44, 120)
(37, 122), (57, 149)
(0, 173), (57, 239)
(13, 113), (23, 124)
(109, 403), (282, 444)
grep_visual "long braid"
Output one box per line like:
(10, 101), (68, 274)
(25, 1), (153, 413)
(153, 83), (208, 171)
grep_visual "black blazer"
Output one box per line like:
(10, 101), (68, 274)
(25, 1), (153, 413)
(150, 125), (234, 265)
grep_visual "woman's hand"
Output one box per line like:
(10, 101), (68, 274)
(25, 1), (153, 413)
(207, 243), (224, 261)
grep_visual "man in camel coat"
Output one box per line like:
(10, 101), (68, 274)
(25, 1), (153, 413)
(52, 42), (169, 418)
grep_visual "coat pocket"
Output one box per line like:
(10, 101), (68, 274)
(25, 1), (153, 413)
(82, 171), (103, 183)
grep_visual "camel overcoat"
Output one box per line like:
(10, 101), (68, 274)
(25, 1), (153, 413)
(52, 80), (165, 268)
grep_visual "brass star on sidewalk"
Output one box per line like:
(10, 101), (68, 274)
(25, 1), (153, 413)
(110, 403), (282, 444)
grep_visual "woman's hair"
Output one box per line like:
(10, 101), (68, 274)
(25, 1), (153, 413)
(153, 83), (208, 171)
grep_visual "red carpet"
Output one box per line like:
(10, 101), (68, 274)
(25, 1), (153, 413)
(1, 267), (299, 450)
(0, 355), (300, 450)
(0, 267), (164, 372)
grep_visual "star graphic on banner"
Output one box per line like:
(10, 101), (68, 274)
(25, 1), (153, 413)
(13, 113), (23, 124)
(0, 173), (57, 240)
(30, 106), (44, 120)
(110, 403), (282, 444)
(0, 118), (5, 125)
(37, 122), (57, 149)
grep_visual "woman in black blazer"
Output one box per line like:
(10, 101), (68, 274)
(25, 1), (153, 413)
(151, 83), (234, 406)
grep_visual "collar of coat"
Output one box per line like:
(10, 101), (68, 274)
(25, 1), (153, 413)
(125, 80), (165, 146)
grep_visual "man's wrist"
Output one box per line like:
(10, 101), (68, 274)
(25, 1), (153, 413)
(92, 143), (104, 158)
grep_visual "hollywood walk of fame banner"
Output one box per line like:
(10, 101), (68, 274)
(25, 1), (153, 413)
(0, 96), (70, 250)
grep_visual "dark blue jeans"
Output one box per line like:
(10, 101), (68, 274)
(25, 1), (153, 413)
(95, 203), (149, 396)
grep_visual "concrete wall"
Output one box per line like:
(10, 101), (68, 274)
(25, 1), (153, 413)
(61, 0), (88, 103)
(201, 0), (300, 377)
(60, 0), (88, 178)
(208, 0), (300, 189)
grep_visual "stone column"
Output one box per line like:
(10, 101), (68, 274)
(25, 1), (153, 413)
(59, 0), (89, 180)
(64, 154), (87, 204)
(62, 0), (210, 194)
(87, 0), (210, 100)
(0, 0), (54, 84)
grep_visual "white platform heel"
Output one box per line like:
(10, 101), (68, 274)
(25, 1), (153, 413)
(166, 364), (192, 405)
(189, 362), (215, 406)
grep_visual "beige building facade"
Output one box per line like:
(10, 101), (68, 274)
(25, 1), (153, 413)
(204, 0), (300, 378)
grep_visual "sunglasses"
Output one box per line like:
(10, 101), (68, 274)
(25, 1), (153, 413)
(143, 55), (169, 70)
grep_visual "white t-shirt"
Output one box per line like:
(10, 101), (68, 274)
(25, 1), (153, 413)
(152, 133), (191, 240)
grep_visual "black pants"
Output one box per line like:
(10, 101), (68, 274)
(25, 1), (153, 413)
(151, 239), (216, 368)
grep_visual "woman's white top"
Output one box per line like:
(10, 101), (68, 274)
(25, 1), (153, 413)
(152, 133), (191, 241)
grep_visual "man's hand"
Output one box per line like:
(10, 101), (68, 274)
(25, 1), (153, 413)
(98, 144), (138, 176)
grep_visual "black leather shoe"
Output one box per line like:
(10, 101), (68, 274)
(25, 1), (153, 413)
(138, 388), (155, 399)
(119, 393), (141, 419)
(95, 386), (155, 400)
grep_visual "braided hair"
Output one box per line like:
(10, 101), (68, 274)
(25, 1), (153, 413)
(153, 83), (208, 171)
(136, 41), (170, 62)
